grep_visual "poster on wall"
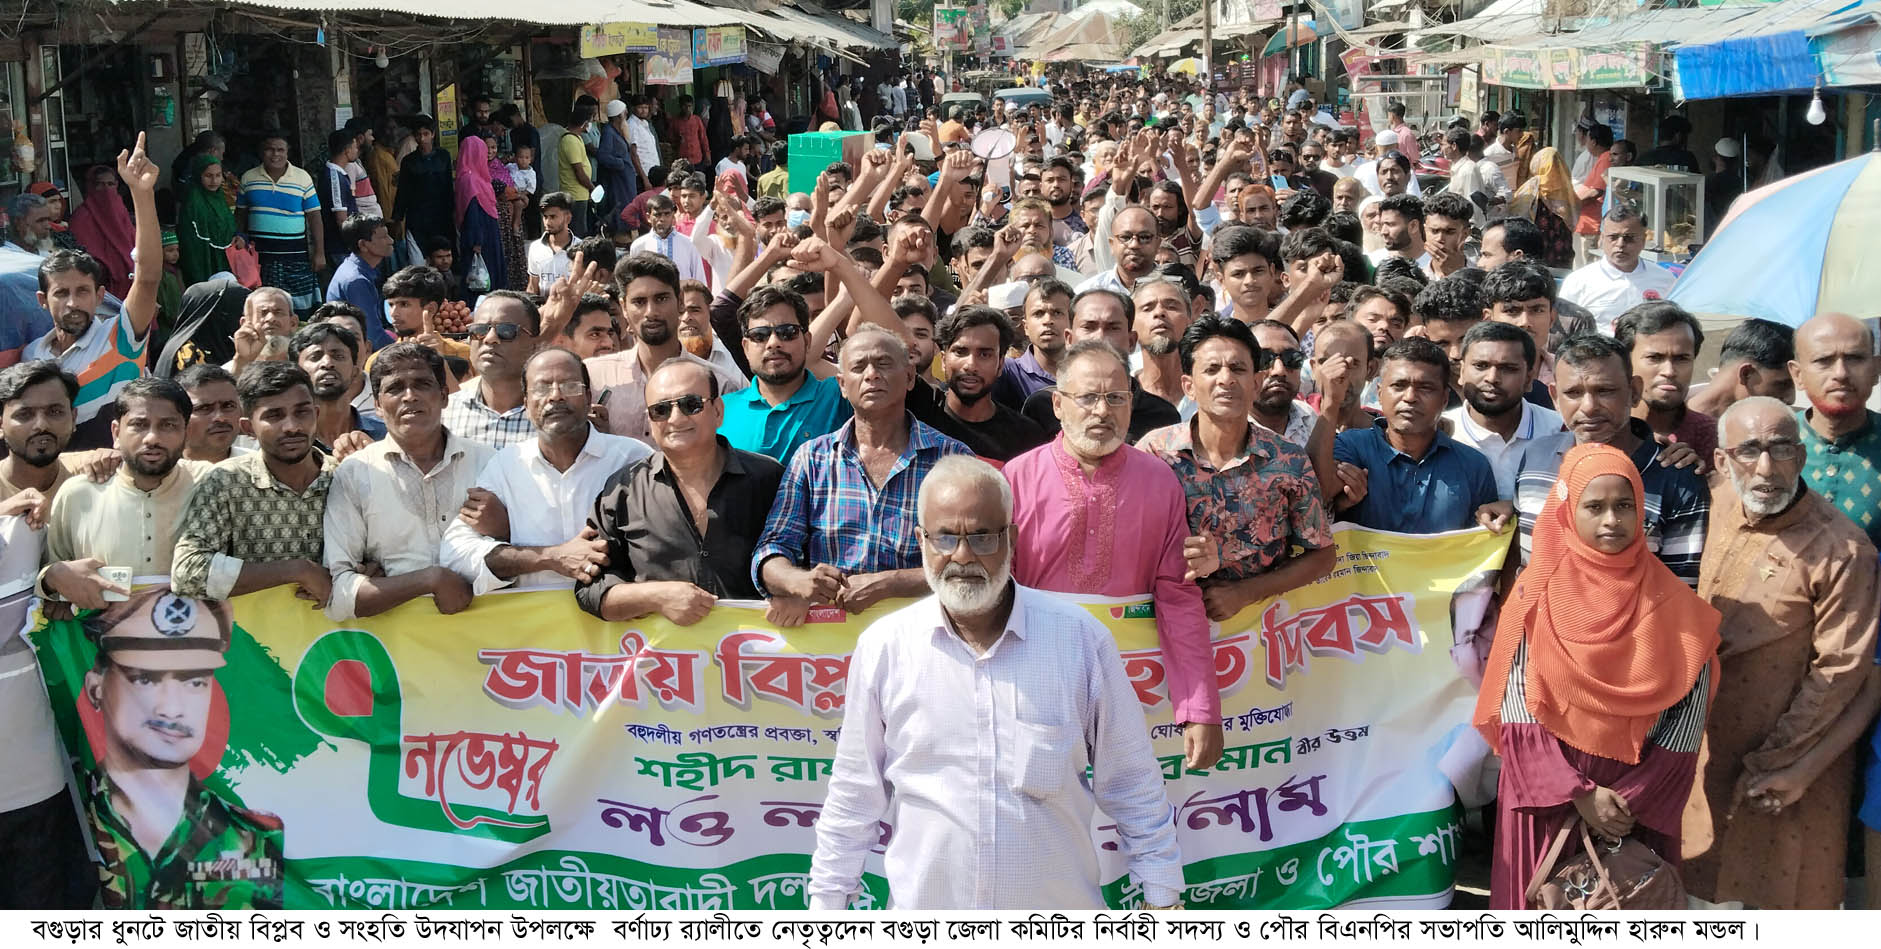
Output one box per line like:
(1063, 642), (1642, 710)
(747, 42), (785, 75)
(580, 23), (658, 58)
(692, 26), (747, 68)
(434, 83), (459, 157)
(646, 29), (694, 85)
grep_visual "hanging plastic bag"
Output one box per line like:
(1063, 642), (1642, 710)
(465, 253), (491, 293)
(224, 241), (261, 289)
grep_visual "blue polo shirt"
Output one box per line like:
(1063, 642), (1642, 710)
(719, 372), (852, 465)
(1333, 418), (1498, 533)
(325, 253), (391, 347)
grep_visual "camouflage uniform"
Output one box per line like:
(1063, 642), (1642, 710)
(91, 772), (284, 909)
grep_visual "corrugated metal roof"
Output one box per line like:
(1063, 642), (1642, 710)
(212, 0), (747, 26)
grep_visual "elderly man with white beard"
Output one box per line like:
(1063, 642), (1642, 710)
(808, 455), (1185, 910)
(1682, 396), (1880, 910)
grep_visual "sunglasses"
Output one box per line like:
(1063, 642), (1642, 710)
(467, 322), (528, 341)
(744, 324), (804, 343)
(1259, 348), (1306, 371)
(647, 394), (712, 421)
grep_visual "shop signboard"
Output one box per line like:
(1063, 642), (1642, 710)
(1492, 48), (1546, 89)
(1546, 47), (1577, 90)
(580, 23), (658, 58)
(646, 29), (695, 85)
(692, 26), (747, 68)
(1577, 44), (1653, 89)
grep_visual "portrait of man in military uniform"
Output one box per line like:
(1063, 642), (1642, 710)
(80, 585), (284, 909)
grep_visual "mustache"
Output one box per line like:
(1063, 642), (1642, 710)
(143, 719), (196, 739)
(940, 564), (989, 582)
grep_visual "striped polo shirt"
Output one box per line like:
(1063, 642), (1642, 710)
(237, 165), (318, 239)
(23, 310), (147, 423)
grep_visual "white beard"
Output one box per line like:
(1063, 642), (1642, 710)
(926, 559), (1012, 616)
(1729, 468), (1798, 517)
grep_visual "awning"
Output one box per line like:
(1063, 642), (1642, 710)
(1130, 27), (1202, 59)
(1259, 18), (1330, 57)
(722, 1), (895, 52)
(1671, 0), (1881, 98)
(1418, 0), (1551, 43)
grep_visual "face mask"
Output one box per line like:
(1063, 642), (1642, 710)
(786, 208), (810, 229)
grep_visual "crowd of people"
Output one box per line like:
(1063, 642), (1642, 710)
(0, 63), (1874, 914)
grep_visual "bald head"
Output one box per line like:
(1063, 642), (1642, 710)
(1790, 311), (1877, 419)
(1718, 395), (1799, 443)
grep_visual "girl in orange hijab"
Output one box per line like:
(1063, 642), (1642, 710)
(1474, 442), (1721, 909)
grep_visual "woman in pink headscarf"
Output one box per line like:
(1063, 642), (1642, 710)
(453, 133), (506, 294)
(67, 164), (136, 298)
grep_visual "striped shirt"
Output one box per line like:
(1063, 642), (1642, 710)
(22, 310), (147, 424)
(1512, 419), (1710, 588)
(237, 165), (319, 239)
(751, 414), (971, 593)
(1500, 635), (1710, 754)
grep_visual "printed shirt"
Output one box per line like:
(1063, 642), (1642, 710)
(322, 431), (494, 620)
(751, 415), (971, 591)
(806, 585), (1184, 910)
(40, 459), (214, 590)
(1512, 418), (1710, 587)
(1136, 419), (1333, 581)
(22, 309), (148, 424)
(1797, 408), (1881, 549)
(439, 429), (652, 595)
(92, 773), (283, 910)
(1253, 399), (1319, 449)
(171, 449), (337, 601)
(442, 383), (536, 451)
(236, 165), (319, 239)
(720, 372), (853, 464)
(1332, 418), (1499, 534)
(526, 234), (575, 287)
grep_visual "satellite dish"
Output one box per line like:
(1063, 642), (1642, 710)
(971, 128), (1016, 161)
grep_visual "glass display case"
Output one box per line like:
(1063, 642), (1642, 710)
(1607, 166), (1705, 262)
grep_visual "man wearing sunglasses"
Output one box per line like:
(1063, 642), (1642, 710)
(1248, 320), (1337, 499)
(810, 455), (1184, 910)
(578, 357), (790, 627)
(441, 291), (540, 451)
(1006, 340), (1224, 772)
(441, 347), (650, 594)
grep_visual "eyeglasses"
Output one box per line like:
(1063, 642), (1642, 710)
(467, 322), (531, 341)
(920, 528), (1008, 555)
(527, 380), (588, 399)
(1258, 348), (1306, 371)
(1723, 439), (1803, 466)
(744, 324), (805, 343)
(1062, 389), (1132, 411)
(1114, 231), (1159, 246)
(647, 394), (712, 421)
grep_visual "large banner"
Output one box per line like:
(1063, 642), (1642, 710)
(26, 526), (1503, 910)
(645, 30), (695, 86)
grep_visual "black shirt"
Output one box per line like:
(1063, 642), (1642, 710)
(1019, 378), (1183, 445)
(909, 380), (1049, 463)
(575, 439), (785, 615)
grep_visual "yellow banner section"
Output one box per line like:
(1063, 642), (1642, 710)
(580, 22), (659, 58)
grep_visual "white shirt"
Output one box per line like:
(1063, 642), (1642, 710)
(527, 233), (576, 288)
(439, 429), (651, 595)
(1483, 140), (1518, 182)
(630, 228), (706, 283)
(1253, 399), (1320, 449)
(1442, 400), (1566, 500)
(324, 432), (494, 620)
(1559, 257), (1679, 334)
(1074, 268), (1132, 296)
(1367, 246), (1433, 272)
(0, 515), (64, 810)
(506, 163), (538, 196)
(807, 585), (1184, 910)
(625, 116), (661, 172)
(715, 157), (749, 186)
